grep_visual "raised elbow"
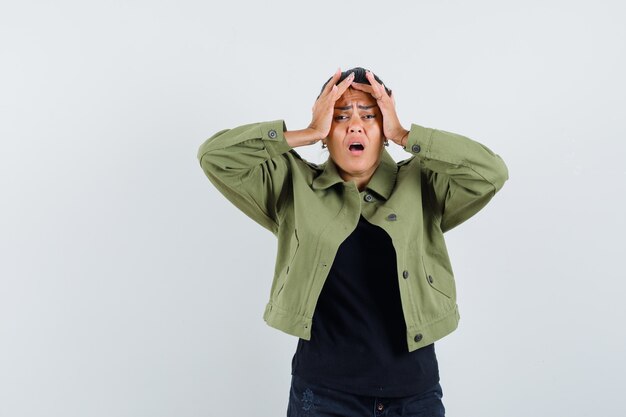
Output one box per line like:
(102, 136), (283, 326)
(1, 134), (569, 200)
(491, 155), (509, 193)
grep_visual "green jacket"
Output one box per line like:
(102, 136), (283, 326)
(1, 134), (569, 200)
(197, 120), (508, 352)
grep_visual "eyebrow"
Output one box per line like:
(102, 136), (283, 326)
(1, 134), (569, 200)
(334, 104), (377, 111)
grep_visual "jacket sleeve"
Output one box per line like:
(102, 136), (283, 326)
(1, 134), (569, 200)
(405, 124), (509, 233)
(196, 120), (293, 234)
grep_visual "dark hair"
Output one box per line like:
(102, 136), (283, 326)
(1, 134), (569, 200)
(318, 67), (391, 99)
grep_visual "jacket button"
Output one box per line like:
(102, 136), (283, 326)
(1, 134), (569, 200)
(411, 144), (421, 153)
(428, 275), (434, 283)
(402, 270), (409, 279)
(386, 213), (397, 221)
(268, 129), (277, 139)
(414, 333), (423, 342)
(364, 194), (374, 202)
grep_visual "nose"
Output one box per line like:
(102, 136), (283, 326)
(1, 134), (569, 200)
(348, 111), (363, 133)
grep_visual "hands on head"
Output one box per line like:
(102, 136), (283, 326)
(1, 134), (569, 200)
(308, 68), (409, 147)
(285, 68), (409, 149)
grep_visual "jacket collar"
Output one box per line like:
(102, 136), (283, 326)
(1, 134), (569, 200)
(311, 150), (397, 200)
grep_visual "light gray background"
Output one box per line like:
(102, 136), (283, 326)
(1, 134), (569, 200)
(1, 1), (625, 416)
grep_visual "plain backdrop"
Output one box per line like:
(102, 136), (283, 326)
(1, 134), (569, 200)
(1, 1), (625, 416)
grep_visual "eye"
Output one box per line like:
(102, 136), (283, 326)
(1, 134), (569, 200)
(334, 115), (349, 121)
(363, 114), (376, 119)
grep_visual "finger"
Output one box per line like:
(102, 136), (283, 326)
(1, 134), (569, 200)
(334, 72), (355, 97)
(351, 82), (385, 102)
(365, 70), (381, 88)
(321, 68), (342, 96)
(365, 71), (382, 98)
(365, 71), (387, 99)
(350, 82), (375, 94)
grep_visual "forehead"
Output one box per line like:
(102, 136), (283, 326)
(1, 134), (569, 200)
(335, 88), (377, 107)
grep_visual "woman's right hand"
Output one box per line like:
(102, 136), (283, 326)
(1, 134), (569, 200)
(308, 69), (355, 139)
(285, 70), (354, 148)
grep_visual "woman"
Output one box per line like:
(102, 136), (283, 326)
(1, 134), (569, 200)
(197, 67), (508, 416)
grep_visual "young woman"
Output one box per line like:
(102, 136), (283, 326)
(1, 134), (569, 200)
(197, 67), (508, 416)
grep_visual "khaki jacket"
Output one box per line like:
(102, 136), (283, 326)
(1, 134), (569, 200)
(197, 120), (508, 351)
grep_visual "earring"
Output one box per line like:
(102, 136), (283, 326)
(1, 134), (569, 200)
(321, 142), (327, 149)
(384, 139), (389, 147)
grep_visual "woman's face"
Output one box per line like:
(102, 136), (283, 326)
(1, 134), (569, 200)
(326, 88), (385, 185)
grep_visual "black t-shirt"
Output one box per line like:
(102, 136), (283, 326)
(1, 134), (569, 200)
(291, 215), (439, 397)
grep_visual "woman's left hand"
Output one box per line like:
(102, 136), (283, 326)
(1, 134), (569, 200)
(350, 71), (410, 147)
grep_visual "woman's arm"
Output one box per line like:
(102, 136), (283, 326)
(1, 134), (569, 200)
(197, 120), (294, 234)
(284, 128), (322, 148)
(197, 70), (355, 234)
(404, 125), (509, 232)
(352, 71), (508, 232)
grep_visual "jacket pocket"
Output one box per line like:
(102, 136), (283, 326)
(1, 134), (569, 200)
(421, 256), (456, 299)
(277, 229), (300, 297)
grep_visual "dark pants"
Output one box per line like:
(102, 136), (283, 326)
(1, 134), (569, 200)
(287, 375), (445, 417)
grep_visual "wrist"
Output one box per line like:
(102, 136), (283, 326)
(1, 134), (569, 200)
(285, 128), (324, 148)
(390, 128), (410, 147)
(400, 129), (410, 147)
(305, 126), (326, 140)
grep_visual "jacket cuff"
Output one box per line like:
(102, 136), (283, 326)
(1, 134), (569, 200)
(404, 124), (435, 157)
(259, 120), (292, 158)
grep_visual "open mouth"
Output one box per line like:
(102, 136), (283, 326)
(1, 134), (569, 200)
(348, 142), (365, 154)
